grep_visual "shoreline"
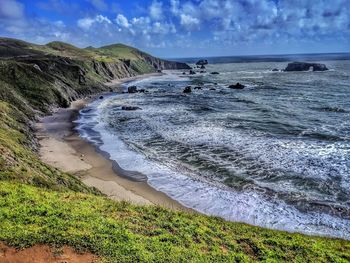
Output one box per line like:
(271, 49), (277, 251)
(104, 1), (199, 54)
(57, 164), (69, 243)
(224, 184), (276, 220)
(36, 74), (190, 211)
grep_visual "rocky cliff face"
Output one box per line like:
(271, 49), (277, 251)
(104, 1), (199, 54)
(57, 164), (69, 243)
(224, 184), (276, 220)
(0, 38), (191, 116)
(137, 51), (191, 70)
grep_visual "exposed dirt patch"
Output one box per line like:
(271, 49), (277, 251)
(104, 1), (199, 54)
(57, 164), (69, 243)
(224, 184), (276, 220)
(0, 243), (99, 263)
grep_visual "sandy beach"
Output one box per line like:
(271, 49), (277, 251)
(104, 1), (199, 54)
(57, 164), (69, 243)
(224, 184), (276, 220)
(36, 74), (188, 210)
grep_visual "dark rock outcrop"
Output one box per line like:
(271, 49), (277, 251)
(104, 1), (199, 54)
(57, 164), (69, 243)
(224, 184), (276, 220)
(272, 68), (279, 72)
(196, 59), (208, 66)
(210, 72), (219, 75)
(121, 106), (141, 110)
(228, 83), (245, 89)
(194, 86), (202, 90)
(189, 70), (196, 75)
(183, 86), (192, 93)
(128, 86), (138, 93)
(200, 65), (206, 69)
(284, 62), (328, 72)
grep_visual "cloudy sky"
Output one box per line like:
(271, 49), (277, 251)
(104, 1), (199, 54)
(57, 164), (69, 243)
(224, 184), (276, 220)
(0, 0), (349, 58)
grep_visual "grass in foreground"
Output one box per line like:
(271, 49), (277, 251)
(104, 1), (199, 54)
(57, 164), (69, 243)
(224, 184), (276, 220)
(0, 181), (349, 263)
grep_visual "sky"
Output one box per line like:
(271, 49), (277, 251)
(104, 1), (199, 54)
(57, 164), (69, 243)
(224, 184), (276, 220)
(0, 0), (349, 58)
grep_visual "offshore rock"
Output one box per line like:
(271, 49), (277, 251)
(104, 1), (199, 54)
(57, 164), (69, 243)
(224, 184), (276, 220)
(284, 62), (328, 72)
(228, 83), (245, 89)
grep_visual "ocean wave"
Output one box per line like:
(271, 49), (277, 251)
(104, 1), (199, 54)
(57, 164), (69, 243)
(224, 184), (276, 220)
(75, 67), (350, 240)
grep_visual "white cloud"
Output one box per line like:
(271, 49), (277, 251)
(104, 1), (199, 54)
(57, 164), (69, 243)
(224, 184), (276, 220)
(77, 17), (95, 30)
(0, 0), (24, 19)
(149, 1), (163, 20)
(180, 14), (200, 31)
(77, 15), (111, 30)
(170, 0), (180, 15)
(152, 22), (176, 34)
(116, 14), (129, 28)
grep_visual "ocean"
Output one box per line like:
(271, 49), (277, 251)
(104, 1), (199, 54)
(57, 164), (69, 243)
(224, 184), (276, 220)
(76, 57), (350, 240)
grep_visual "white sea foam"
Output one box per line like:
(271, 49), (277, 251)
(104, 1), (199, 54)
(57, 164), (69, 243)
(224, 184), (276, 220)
(76, 65), (350, 240)
(75, 90), (350, 240)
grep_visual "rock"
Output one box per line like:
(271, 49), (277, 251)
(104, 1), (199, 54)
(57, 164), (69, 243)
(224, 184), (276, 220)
(194, 86), (202, 90)
(182, 72), (186, 75)
(210, 72), (219, 74)
(128, 85), (138, 93)
(272, 68), (279, 72)
(121, 106), (141, 111)
(196, 59), (208, 66)
(228, 83), (245, 89)
(138, 89), (146, 93)
(99, 96), (104, 99)
(183, 86), (192, 93)
(33, 64), (42, 72)
(200, 70), (206, 73)
(200, 65), (206, 69)
(189, 70), (196, 75)
(157, 69), (162, 73)
(284, 62), (328, 71)
(209, 88), (216, 90)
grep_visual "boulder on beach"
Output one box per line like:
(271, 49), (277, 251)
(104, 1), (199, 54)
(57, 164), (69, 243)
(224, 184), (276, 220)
(194, 86), (202, 90)
(200, 70), (206, 73)
(228, 83), (245, 89)
(196, 59), (208, 66)
(272, 68), (279, 72)
(210, 72), (219, 74)
(189, 70), (196, 75)
(99, 96), (104, 99)
(284, 62), (328, 72)
(128, 85), (138, 93)
(209, 88), (216, 91)
(121, 106), (142, 111)
(182, 72), (186, 75)
(183, 86), (192, 93)
(200, 65), (206, 69)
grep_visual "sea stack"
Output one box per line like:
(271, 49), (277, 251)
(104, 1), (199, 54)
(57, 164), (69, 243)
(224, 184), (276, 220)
(196, 59), (208, 66)
(284, 62), (328, 71)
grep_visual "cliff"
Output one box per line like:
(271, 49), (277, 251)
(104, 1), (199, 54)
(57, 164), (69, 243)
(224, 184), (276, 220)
(0, 38), (190, 115)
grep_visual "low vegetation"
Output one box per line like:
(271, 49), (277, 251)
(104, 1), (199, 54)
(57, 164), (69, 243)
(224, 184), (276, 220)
(0, 181), (349, 262)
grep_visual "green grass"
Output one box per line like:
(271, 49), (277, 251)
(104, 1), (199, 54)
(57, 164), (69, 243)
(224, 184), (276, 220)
(0, 181), (349, 263)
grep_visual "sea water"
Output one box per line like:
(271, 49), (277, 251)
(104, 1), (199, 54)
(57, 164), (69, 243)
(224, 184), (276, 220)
(76, 59), (350, 239)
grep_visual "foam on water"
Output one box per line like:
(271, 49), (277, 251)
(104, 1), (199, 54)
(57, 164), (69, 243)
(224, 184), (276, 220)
(76, 63), (350, 240)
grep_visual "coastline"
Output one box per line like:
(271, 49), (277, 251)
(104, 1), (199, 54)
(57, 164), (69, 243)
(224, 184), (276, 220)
(36, 74), (189, 211)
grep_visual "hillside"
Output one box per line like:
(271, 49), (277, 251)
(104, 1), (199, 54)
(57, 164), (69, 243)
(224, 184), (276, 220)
(0, 37), (190, 114)
(0, 37), (349, 262)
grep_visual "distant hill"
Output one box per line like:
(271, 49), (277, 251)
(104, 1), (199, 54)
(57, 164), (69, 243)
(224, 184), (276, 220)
(0, 37), (190, 114)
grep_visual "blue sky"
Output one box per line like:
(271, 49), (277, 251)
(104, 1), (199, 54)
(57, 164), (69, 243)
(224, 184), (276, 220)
(0, 0), (349, 58)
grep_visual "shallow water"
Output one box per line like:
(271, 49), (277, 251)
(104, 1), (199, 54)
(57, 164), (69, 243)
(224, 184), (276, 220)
(76, 60), (350, 239)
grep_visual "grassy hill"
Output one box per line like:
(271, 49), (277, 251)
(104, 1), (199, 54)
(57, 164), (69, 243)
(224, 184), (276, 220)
(0, 37), (349, 262)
